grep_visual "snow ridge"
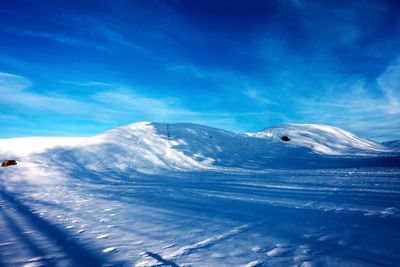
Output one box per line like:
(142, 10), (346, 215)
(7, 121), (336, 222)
(56, 122), (397, 172)
(1, 122), (399, 177)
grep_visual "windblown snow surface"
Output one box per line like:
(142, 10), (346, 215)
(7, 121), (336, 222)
(0, 122), (399, 266)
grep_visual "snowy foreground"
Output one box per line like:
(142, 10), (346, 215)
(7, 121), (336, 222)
(0, 122), (399, 266)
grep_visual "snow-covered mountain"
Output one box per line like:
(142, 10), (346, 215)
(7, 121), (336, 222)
(33, 122), (398, 173)
(1, 122), (399, 175)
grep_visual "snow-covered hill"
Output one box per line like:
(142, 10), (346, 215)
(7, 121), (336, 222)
(50, 122), (398, 173)
(1, 122), (399, 175)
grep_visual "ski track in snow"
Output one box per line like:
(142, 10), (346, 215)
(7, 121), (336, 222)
(1, 168), (399, 266)
(136, 220), (262, 266)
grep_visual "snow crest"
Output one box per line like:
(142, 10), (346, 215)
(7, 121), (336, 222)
(1, 122), (399, 178)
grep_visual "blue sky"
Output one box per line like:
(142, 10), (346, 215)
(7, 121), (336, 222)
(0, 0), (399, 141)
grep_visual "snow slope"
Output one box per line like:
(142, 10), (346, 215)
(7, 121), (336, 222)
(1, 167), (400, 266)
(47, 122), (399, 174)
(250, 123), (390, 155)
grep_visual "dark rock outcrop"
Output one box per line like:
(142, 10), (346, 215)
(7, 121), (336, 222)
(1, 160), (17, 167)
(281, 136), (290, 142)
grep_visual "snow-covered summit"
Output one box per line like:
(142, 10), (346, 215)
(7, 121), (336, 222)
(57, 122), (217, 173)
(249, 123), (389, 155)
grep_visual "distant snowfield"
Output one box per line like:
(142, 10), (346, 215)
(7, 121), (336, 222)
(0, 122), (399, 266)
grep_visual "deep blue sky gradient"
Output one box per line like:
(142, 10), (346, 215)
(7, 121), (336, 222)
(0, 0), (399, 140)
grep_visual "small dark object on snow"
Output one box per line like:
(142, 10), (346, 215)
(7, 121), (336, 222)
(281, 136), (290, 142)
(1, 160), (17, 167)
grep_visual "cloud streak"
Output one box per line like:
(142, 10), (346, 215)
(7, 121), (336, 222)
(293, 58), (400, 141)
(0, 24), (107, 50)
(377, 57), (400, 114)
(165, 63), (273, 107)
(0, 72), (247, 132)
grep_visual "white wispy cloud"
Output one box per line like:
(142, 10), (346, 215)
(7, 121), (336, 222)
(61, 14), (154, 55)
(165, 63), (273, 107)
(0, 25), (107, 50)
(0, 72), (246, 131)
(243, 88), (272, 106)
(0, 71), (31, 90)
(293, 58), (400, 141)
(165, 64), (236, 82)
(21, 30), (106, 50)
(0, 54), (33, 70)
(92, 26), (145, 51)
(0, 72), (185, 122)
(0, 73), (115, 120)
(61, 81), (115, 87)
(92, 89), (196, 119)
(377, 57), (400, 114)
